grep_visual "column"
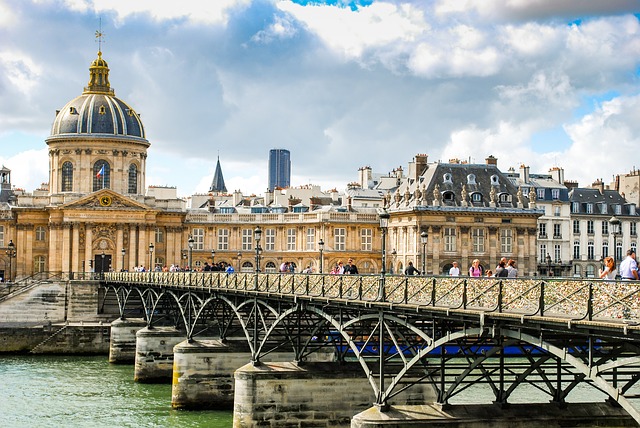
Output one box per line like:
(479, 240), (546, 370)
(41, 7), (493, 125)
(71, 223), (80, 274)
(84, 223), (93, 272)
(48, 222), (61, 273)
(61, 223), (71, 273)
(128, 224), (137, 268)
(116, 225), (124, 271)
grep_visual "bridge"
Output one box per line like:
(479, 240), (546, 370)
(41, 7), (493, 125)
(101, 271), (640, 427)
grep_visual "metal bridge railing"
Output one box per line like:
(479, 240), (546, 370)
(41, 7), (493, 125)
(102, 272), (640, 323)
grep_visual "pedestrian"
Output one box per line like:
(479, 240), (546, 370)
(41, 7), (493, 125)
(599, 256), (616, 280)
(344, 258), (359, 274)
(404, 261), (420, 275)
(619, 249), (638, 280)
(506, 260), (517, 278)
(485, 269), (493, 277)
(280, 261), (289, 273)
(469, 259), (483, 277)
(225, 264), (235, 274)
(449, 261), (460, 276)
(335, 260), (345, 274)
(495, 260), (508, 277)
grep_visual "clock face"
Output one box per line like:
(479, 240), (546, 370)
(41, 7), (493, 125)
(99, 195), (112, 207)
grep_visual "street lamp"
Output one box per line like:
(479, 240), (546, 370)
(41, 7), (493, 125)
(546, 253), (552, 277)
(188, 235), (194, 271)
(391, 249), (397, 274)
(237, 252), (242, 272)
(609, 215), (621, 271)
(254, 226), (262, 273)
(121, 248), (126, 272)
(101, 251), (105, 274)
(420, 230), (428, 276)
(211, 249), (216, 268)
(318, 239), (325, 273)
(6, 240), (16, 282)
(378, 209), (390, 301)
(148, 242), (154, 271)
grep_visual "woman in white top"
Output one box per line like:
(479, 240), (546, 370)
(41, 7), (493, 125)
(599, 256), (617, 280)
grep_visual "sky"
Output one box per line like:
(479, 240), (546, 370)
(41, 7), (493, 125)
(1, 0), (640, 198)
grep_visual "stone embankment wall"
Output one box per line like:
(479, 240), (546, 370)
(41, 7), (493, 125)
(0, 280), (117, 353)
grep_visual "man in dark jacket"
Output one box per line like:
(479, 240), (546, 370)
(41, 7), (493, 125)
(404, 261), (420, 275)
(344, 258), (359, 274)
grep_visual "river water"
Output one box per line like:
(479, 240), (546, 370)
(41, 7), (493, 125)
(0, 354), (631, 427)
(0, 355), (233, 428)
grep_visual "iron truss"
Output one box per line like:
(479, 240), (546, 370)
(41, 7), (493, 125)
(101, 272), (640, 423)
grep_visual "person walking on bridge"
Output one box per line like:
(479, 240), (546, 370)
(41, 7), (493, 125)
(619, 249), (638, 280)
(404, 261), (420, 275)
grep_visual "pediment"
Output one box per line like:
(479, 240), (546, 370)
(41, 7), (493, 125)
(59, 189), (151, 211)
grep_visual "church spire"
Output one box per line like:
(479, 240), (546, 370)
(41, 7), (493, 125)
(209, 156), (228, 193)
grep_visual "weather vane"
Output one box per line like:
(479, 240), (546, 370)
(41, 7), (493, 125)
(95, 17), (105, 52)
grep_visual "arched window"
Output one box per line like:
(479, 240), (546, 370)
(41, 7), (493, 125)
(93, 160), (110, 191)
(61, 161), (73, 192)
(265, 261), (277, 273)
(34, 256), (46, 273)
(128, 164), (138, 194)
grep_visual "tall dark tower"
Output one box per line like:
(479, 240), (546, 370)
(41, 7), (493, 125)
(209, 156), (227, 193)
(268, 149), (291, 191)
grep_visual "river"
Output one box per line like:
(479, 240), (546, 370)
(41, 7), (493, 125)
(0, 355), (233, 428)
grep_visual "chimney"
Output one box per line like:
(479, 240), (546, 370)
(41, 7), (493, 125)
(485, 155), (497, 166)
(592, 178), (605, 194)
(358, 166), (372, 188)
(519, 164), (530, 183)
(549, 166), (564, 185)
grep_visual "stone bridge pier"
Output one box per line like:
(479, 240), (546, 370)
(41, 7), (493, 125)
(134, 326), (184, 383)
(108, 318), (147, 364)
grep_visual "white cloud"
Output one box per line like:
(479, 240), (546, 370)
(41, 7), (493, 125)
(0, 149), (49, 192)
(0, 51), (42, 96)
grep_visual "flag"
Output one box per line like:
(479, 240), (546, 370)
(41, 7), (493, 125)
(96, 165), (105, 178)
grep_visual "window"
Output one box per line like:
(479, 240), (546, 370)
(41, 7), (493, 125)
(540, 244), (547, 262)
(631, 222), (637, 236)
(287, 228), (296, 251)
(192, 228), (204, 250)
(61, 161), (73, 192)
(537, 188), (545, 200)
(444, 227), (456, 252)
(265, 228), (275, 251)
(500, 229), (512, 254)
(217, 228), (229, 250)
(551, 189), (560, 200)
(572, 202), (579, 213)
(553, 224), (561, 239)
(242, 229), (253, 251)
(472, 228), (485, 253)
(361, 228), (372, 251)
(265, 261), (277, 273)
(128, 164), (138, 194)
(554, 244), (561, 263)
(539, 223), (547, 238)
(155, 227), (164, 244)
(34, 256), (46, 273)
(600, 203), (607, 214)
(601, 221), (608, 235)
(587, 241), (594, 260)
(573, 220), (580, 234)
(471, 192), (482, 203)
(615, 204), (622, 215)
(602, 241), (609, 258)
(616, 241), (623, 262)
(306, 228), (315, 250)
(586, 203), (593, 214)
(35, 226), (46, 241)
(92, 160), (110, 191)
(554, 206), (561, 216)
(334, 228), (346, 251)
(586, 264), (596, 278)
(573, 241), (580, 259)
(0, 225), (4, 247)
(587, 220), (594, 234)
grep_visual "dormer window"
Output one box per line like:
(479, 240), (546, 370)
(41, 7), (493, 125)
(551, 189), (559, 200)
(99, 105), (106, 115)
(442, 191), (455, 204)
(499, 193), (510, 203)
(490, 175), (499, 185)
(471, 192), (482, 203)
(586, 203), (593, 214)
(615, 204), (622, 215)
(69, 106), (77, 114)
(467, 174), (476, 185)
(443, 173), (452, 184)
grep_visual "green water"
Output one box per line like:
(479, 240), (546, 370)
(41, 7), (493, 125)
(0, 355), (233, 428)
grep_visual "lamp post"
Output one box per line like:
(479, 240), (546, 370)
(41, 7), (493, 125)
(237, 252), (242, 272)
(546, 254), (552, 277)
(182, 250), (187, 269)
(420, 230), (428, 276)
(254, 226), (262, 273)
(378, 209), (390, 301)
(211, 249), (216, 269)
(609, 215), (621, 272)
(318, 239), (325, 273)
(101, 251), (105, 274)
(188, 235), (194, 271)
(148, 242), (154, 271)
(121, 248), (126, 272)
(6, 240), (16, 282)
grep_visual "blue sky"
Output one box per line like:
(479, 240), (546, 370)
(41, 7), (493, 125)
(1, 0), (639, 196)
